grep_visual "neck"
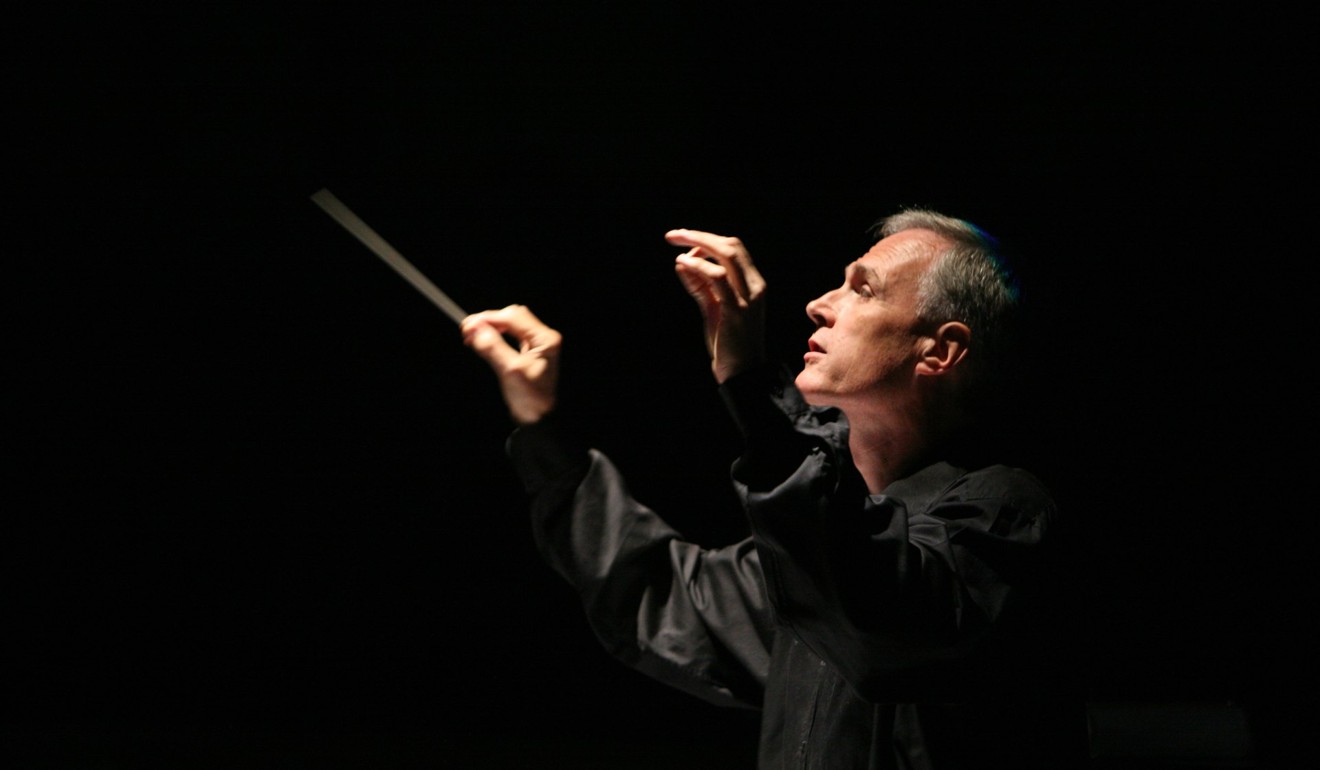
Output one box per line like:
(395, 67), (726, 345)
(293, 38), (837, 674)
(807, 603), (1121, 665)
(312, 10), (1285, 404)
(844, 405), (934, 494)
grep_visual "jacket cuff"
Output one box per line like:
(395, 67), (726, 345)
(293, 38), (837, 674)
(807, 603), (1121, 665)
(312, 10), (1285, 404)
(505, 412), (592, 495)
(718, 362), (804, 439)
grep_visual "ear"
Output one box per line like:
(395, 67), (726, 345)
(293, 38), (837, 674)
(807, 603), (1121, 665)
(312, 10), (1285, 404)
(915, 321), (971, 377)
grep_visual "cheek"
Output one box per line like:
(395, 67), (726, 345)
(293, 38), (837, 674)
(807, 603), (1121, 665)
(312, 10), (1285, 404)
(854, 337), (912, 378)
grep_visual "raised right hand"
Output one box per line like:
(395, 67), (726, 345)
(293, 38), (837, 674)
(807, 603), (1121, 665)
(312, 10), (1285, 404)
(668, 229), (767, 383)
(461, 305), (562, 425)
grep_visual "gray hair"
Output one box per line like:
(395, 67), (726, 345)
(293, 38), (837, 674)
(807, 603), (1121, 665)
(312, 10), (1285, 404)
(875, 208), (1019, 360)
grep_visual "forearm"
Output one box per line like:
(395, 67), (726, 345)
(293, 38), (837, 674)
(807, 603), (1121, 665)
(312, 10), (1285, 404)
(507, 417), (771, 708)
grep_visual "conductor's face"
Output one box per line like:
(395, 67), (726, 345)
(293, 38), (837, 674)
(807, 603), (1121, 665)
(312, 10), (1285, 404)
(795, 229), (943, 409)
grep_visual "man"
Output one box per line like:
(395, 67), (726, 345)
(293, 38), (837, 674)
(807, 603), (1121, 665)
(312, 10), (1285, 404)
(461, 209), (1085, 768)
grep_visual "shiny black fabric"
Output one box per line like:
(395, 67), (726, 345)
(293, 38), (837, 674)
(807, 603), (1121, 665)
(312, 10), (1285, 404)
(507, 365), (1087, 769)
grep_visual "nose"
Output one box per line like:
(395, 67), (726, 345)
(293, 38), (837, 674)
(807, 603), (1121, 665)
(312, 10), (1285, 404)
(805, 288), (837, 327)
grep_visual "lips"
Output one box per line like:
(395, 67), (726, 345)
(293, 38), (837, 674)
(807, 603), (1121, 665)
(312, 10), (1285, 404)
(807, 338), (825, 354)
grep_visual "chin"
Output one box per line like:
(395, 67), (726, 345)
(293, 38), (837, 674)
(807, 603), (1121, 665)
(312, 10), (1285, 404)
(794, 370), (833, 406)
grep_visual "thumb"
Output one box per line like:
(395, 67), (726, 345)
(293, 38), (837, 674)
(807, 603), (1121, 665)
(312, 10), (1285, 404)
(465, 323), (519, 371)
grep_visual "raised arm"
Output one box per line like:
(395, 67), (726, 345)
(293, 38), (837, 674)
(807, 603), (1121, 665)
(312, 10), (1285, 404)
(459, 301), (774, 708)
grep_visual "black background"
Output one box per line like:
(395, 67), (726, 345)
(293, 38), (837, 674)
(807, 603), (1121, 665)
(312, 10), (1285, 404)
(7, 3), (1313, 768)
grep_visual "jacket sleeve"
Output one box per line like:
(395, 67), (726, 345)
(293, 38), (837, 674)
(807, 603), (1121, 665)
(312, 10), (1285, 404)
(719, 365), (1065, 703)
(506, 413), (774, 709)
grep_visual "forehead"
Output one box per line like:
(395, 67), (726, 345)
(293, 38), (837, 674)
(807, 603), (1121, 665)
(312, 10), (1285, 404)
(854, 229), (944, 281)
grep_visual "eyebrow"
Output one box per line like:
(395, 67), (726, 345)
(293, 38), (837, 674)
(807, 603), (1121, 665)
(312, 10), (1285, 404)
(846, 262), (882, 285)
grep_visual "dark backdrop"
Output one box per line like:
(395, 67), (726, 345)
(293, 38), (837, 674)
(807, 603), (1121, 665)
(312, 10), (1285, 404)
(8, 4), (1311, 767)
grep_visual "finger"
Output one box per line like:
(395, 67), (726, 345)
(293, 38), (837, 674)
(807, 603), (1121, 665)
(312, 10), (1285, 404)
(674, 253), (709, 287)
(463, 321), (521, 370)
(493, 304), (556, 348)
(676, 252), (741, 308)
(460, 309), (501, 338)
(665, 229), (756, 303)
(674, 260), (723, 319)
(665, 228), (726, 248)
(471, 305), (561, 354)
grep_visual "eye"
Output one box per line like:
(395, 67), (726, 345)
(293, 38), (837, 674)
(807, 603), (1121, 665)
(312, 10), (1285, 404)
(843, 264), (876, 299)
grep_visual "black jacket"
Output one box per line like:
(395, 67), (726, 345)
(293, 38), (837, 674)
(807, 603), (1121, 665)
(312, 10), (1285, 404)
(508, 365), (1087, 769)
